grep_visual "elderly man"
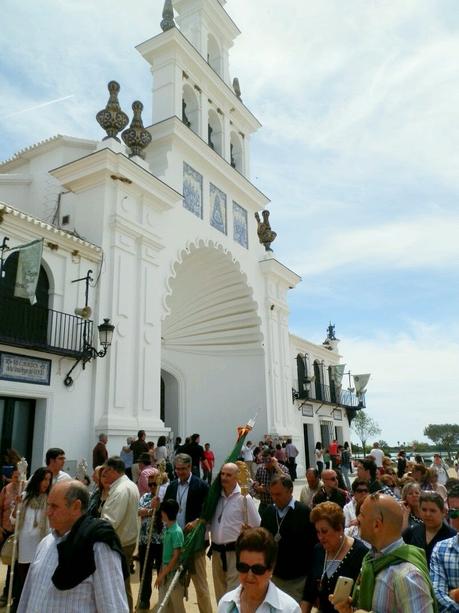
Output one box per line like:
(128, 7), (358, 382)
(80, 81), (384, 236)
(299, 468), (323, 509)
(430, 485), (459, 611)
(17, 480), (128, 612)
(164, 453), (213, 613)
(312, 469), (348, 508)
(92, 433), (108, 470)
(102, 456), (139, 612)
(251, 448), (290, 517)
(334, 493), (435, 613)
(261, 475), (316, 603)
(210, 463), (260, 602)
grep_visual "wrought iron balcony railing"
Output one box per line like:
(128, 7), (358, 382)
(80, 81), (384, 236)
(0, 295), (93, 358)
(296, 382), (365, 409)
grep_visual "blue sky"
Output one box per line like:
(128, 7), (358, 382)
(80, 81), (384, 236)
(1, 0), (458, 444)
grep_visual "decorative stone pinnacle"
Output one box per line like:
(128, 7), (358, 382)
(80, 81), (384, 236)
(96, 81), (129, 141)
(121, 101), (152, 159)
(255, 209), (277, 252)
(161, 0), (175, 31)
(233, 77), (242, 100)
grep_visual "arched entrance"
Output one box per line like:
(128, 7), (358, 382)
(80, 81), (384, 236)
(161, 243), (266, 464)
(160, 369), (180, 439)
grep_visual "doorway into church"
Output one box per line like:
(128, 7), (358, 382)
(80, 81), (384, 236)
(160, 370), (179, 439)
(0, 397), (36, 465)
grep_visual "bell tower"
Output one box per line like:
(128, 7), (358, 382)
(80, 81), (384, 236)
(173, 0), (239, 84)
(136, 0), (261, 179)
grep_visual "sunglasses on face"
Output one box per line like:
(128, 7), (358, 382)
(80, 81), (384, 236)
(236, 562), (269, 575)
(448, 508), (459, 519)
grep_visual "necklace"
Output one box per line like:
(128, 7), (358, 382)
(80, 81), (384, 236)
(274, 507), (290, 542)
(322, 536), (347, 580)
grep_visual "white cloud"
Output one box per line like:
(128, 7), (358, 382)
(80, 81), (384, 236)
(286, 214), (459, 277)
(338, 321), (459, 444)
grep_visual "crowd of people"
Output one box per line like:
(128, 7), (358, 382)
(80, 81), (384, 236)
(0, 434), (457, 612)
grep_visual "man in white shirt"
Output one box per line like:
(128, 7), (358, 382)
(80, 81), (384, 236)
(369, 442), (384, 468)
(46, 448), (72, 485)
(101, 456), (139, 612)
(299, 468), (323, 509)
(17, 480), (128, 613)
(210, 463), (260, 603)
(241, 441), (255, 477)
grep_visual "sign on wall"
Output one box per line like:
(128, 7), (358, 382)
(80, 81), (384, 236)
(0, 351), (51, 385)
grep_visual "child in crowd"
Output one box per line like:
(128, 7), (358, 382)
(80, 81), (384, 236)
(154, 499), (185, 613)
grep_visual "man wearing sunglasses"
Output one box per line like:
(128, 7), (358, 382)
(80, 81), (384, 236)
(430, 485), (459, 611)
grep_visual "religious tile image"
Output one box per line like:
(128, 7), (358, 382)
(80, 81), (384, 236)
(210, 183), (227, 234)
(183, 162), (203, 218)
(233, 201), (248, 248)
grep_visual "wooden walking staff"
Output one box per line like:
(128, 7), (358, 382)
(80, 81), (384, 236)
(6, 457), (28, 613)
(135, 460), (166, 612)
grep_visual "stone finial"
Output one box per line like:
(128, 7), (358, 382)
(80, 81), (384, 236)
(255, 209), (277, 252)
(161, 0), (175, 31)
(121, 101), (152, 159)
(96, 81), (129, 141)
(233, 77), (242, 100)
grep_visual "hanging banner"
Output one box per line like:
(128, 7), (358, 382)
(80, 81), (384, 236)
(330, 364), (346, 387)
(14, 239), (43, 305)
(354, 373), (371, 397)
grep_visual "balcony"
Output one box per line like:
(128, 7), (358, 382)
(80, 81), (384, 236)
(296, 382), (365, 410)
(0, 295), (93, 358)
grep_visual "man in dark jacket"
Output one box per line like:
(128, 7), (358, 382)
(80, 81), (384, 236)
(312, 469), (349, 508)
(164, 453), (212, 613)
(261, 474), (317, 603)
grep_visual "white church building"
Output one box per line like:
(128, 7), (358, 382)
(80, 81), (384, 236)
(0, 0), (366, 473)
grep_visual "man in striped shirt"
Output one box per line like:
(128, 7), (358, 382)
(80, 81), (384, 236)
(430, 485), (459, 611)
(17, 480), (128, 613)
(333, 493), (435, 613)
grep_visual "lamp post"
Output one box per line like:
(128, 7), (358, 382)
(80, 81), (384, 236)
(64, 318), (115, 386)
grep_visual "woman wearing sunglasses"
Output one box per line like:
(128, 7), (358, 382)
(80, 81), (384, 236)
(217, 527), (300, 612)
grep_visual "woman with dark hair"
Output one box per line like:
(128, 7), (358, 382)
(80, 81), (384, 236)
(11, 466), (52, 605)
(154, 436), (168, 465)
(402, 491), (455, 566)
(218, 527), (300, 612)
(300, 502), (368, 613)
(315, 442), (324, 476)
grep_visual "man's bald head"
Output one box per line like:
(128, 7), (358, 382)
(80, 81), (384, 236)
(359, 494), (404, 549)
(47, 480), (89, 536)
(220, 463), (239, 495)
(322, 470), (338, 491)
